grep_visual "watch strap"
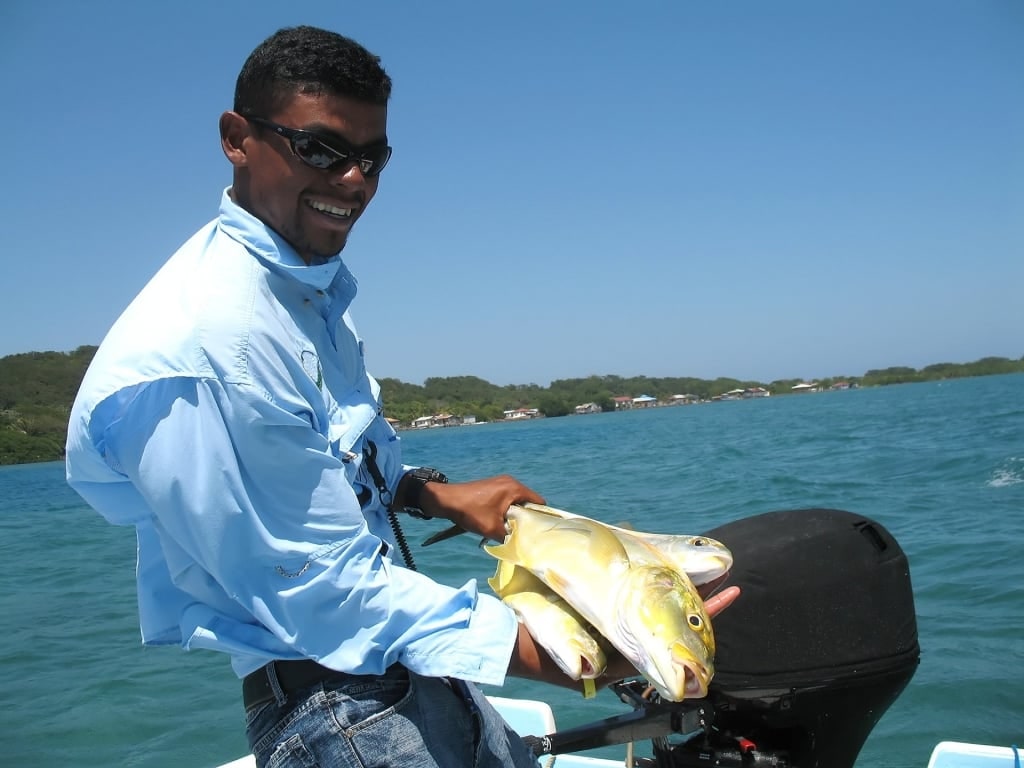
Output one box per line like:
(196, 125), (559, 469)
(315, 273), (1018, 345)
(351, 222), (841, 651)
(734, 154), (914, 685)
(403, 467), (448, 519)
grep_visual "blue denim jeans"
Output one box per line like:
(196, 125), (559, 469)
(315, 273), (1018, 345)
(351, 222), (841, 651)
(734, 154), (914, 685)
(244, 665), (539, 767)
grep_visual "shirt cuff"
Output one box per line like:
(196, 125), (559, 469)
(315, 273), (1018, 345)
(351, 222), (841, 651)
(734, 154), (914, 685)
(402, 592), (519, 686)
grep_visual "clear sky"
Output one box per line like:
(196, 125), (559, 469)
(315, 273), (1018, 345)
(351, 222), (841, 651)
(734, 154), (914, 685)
(3, 1), (1021, 386)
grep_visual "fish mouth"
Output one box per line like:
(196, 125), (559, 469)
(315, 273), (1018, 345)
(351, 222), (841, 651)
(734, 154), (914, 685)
(580, 657), (599, 679)
(683, 662), (711, 698)
(656, 660), (711, 701)
(695, 573), (729, 597)
(668, 642), (712, 700)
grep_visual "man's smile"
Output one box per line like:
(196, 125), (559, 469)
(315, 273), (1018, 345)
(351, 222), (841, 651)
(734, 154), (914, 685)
(307, 199), (353, 219)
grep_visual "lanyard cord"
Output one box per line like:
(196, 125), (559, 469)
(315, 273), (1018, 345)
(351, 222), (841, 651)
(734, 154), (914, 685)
(363, 440), (417, 571)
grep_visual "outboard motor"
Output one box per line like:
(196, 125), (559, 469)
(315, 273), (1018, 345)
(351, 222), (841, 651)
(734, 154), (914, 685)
(521, 509), (920, 768)
(663, 508), (921, 768)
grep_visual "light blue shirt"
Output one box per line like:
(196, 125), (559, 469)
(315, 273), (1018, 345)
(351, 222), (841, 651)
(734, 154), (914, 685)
(66, 189), (517, 683)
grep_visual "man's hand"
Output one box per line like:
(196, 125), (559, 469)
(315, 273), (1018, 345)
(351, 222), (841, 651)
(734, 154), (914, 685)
(419, 475), (545, 542)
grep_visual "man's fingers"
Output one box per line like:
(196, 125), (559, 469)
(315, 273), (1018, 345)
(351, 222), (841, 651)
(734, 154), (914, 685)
(704, 585), (741, 618)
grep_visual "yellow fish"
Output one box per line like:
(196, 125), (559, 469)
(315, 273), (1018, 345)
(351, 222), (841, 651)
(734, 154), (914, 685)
(488, 560), (609, 680)
(519, 503), (733, 585)
(486, 504), (715, 701)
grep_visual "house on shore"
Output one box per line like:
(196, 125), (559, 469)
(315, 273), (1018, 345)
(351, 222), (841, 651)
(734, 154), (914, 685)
(409, 413), (462, 428)
(503, 407), (541, 421)
(717, 388), (746, 400)
(670, 394), (699, 405)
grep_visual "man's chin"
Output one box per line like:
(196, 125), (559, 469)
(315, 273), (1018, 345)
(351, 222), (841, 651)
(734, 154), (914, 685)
(302, 236), (349, 263)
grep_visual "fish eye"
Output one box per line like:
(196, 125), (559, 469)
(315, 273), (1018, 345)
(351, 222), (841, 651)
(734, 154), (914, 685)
(693, 538), (707, 546)
(688, 615), (703, 629)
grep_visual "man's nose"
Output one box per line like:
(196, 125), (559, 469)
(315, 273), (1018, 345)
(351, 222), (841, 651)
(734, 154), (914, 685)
(329, 160), (368, 186)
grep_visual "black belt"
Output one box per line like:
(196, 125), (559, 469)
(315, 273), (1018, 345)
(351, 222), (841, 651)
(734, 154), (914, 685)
(243, 659), (350, 711)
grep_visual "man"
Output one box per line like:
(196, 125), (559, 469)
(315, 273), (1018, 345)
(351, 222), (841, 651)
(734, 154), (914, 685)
(66, 26), (738, 767)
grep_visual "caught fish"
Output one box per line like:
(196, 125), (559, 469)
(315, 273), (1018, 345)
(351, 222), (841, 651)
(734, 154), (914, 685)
(485, 504), (715, 701)
(488, 559), (609, 680)
(614, 529), (732, 586)
(518, 503), (733, 586)
(425, 503), (732, 585)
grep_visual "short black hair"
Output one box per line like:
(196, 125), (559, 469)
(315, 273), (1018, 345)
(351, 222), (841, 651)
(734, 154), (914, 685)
(234, 26), (392, 118)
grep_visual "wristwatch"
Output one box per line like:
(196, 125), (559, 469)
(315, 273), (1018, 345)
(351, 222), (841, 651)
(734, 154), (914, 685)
(402, 467), (448, 519)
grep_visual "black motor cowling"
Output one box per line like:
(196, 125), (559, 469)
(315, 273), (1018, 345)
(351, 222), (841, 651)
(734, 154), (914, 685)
(668, 508), (920, 768)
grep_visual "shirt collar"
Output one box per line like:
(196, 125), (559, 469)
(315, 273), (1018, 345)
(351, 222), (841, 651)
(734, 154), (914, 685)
(217, 187), (352, 293)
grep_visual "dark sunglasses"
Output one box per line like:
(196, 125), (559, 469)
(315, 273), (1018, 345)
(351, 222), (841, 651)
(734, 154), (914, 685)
(245, 116), (392, 177)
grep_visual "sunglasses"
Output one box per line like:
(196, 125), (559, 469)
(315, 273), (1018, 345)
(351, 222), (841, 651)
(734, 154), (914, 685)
(245, 116), (392, 177)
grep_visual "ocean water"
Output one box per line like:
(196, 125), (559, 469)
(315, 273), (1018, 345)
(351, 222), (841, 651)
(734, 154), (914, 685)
(2, 373), (1021, 767)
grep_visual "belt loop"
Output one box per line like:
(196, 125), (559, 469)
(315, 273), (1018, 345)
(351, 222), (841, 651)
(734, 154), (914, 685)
(267, 661), (288, 706)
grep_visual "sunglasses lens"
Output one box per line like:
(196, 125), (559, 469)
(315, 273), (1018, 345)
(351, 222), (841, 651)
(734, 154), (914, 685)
(362, 146), (392, 177)
(291, 135), (338, 170)
(291, 131), (392, 176)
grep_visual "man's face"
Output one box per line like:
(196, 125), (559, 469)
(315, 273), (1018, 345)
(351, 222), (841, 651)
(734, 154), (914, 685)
(231, 92), (388, 262)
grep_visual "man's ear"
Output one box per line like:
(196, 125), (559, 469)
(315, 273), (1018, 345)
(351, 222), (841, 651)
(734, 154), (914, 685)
(220, 111), (250, 168)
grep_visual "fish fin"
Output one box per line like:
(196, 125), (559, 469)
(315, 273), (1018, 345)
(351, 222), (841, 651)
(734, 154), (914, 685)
(483, 539), (519, 564)
(485, 512), (534, 562)
(487, 559), (508, 595)
(420, 524), (467, 546)
(488, 559), (519, 595)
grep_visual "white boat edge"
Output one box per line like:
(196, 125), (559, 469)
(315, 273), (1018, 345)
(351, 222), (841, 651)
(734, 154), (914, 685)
(213, 698), (1022, 767)
(927, 740), (1022, 768)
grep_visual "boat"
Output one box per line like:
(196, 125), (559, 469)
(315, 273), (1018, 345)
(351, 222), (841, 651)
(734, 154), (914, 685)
(214, 510), (1020, 767)
(214, 694), (1021, 767)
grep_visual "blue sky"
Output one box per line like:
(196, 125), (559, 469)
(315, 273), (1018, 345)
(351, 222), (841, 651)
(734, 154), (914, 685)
(3, 1), (1021, 386)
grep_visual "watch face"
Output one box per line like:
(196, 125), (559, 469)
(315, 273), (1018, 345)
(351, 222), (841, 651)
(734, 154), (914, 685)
(414, 468), (448, 484)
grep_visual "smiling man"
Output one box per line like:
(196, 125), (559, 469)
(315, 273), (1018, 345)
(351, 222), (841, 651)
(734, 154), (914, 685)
(66, 26), (737, 768)
(224, 94), (390, 261)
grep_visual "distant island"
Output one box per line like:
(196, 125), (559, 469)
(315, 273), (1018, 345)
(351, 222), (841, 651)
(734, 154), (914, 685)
(2, 346), (1021, 466)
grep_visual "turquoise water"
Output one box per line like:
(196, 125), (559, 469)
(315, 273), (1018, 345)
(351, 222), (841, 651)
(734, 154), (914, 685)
(2, 374), (1022, 766)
